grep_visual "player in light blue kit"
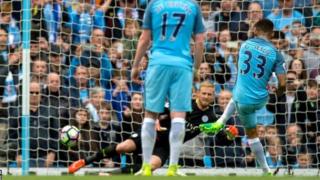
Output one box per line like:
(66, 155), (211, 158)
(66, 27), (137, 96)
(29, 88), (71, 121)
(200, 19), (286, 176)
(131, 0), (205, 176)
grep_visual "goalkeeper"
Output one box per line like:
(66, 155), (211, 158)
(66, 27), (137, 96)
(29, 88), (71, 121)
(68, 81), (239, 174)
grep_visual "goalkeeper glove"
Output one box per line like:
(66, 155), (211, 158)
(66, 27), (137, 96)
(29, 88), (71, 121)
(225, 125), (239, 140)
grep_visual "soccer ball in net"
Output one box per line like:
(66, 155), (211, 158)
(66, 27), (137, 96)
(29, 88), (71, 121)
(60, 125), (80, 148)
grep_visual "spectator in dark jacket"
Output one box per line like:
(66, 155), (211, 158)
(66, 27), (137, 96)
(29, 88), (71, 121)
(9, 81), (59, 167)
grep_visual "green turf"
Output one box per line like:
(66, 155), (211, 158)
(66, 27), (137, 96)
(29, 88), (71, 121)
(3, 176), (319, 180)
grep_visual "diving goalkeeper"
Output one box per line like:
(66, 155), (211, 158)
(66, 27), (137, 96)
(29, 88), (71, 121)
(68, 81), (239, 174)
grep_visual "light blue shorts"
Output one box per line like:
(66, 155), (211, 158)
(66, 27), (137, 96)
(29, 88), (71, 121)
(144, 65), (192, 113)
(234, 100), (267, 129)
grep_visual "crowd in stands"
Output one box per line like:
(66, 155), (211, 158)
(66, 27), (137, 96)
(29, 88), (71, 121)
(0, 0), (319, 169)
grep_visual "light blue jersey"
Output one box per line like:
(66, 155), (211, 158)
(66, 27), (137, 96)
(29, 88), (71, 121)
(142, 0), (205, 70)
(233, 37), (286, 104)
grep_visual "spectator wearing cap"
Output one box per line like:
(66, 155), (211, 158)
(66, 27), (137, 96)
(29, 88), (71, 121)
(0, 2), (20, 48)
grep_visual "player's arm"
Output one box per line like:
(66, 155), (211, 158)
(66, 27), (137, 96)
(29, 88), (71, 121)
(192, 3), (206, 75)
(193, 33), (205, 71)
(131, 30), (151, 83)
(274, 51), (287, 97)
(275, 73), (286, 97)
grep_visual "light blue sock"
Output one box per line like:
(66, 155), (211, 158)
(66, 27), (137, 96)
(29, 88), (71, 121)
(169, 118), (185, 165)
(248, 138), (270, 173)
(141, 118), (156, 164)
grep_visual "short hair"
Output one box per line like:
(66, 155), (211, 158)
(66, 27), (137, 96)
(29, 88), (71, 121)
(307, 79), (318, 88)
(273, 30), (286, 40)
(90, 86), (105, 97)
(254, 19), (274, 34)
(99, 101), (112, 111)
(199, 81), (215, 90)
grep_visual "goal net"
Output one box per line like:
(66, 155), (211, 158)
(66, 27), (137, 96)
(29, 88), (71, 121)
(0, 0), (318, 176)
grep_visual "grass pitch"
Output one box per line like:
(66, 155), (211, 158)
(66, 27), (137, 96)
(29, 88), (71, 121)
(3, 176), (319, 180)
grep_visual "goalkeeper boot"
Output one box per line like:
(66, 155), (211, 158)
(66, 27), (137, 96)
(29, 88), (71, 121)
(68, 159), (85, 174)
(134, 163), (152, 176)
(166, 164), (184, 176)
(199, 122), (225, 134)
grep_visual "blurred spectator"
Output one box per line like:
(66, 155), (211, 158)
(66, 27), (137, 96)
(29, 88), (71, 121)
(109, 79), (131, 121)
(265, 125), (279, 141)
(239, 1), (264, 41)
(105, 0), (144, 40)
(214, 29), (238, 91)
(0, 2), (20, 48)
(69, 65), (90, 107)
(108, 41), (124, 68)
(31, 54), (48, 87)
(0, 26), (8, 61)
(304, 80), (320, 150)
(288, 59), (307, 87)
(271, 31), (292, 65)
(42, 72), (69, 127)
(283, 124), (305, 167)
(267, 0), (305, 32)
(265, 136), (283, 168)
(285, 21), (307, 49)
(131, 54), (147, 93)
(212, 0), (243, 40)
(316, 135), (320, 167)
(201, 1), (216, 42)
(85, 86), (107, 123)
(43, 0), (63, 43)
(267, 71), (307, 139)
(49, 44), (68, 75)
(122, 19), (140, 61)
(9, 81), (59, 167)
(302, 27), (320, 76)
(65, 0), (111, 44)
(297, 151), (314, 168)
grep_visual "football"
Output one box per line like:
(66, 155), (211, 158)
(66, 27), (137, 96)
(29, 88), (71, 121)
(60, 125), (80, 148)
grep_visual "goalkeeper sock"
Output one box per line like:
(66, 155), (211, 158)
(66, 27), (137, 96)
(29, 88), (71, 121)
(84, 144), (117, 164)
(169, 118), (185, 165)
(248, 138), (270, 173)
(141, 117), (156, 164)
(217, 98), (236, 124)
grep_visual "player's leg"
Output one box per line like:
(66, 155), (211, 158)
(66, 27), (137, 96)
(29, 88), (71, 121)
(68, 139), (137, 174)
(199, 98), (236, 134)
(167, 67), (191, 176)
(140, 65), (168, 175)
(217, 98), (236, 124)
(236, 102), (271, 175)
